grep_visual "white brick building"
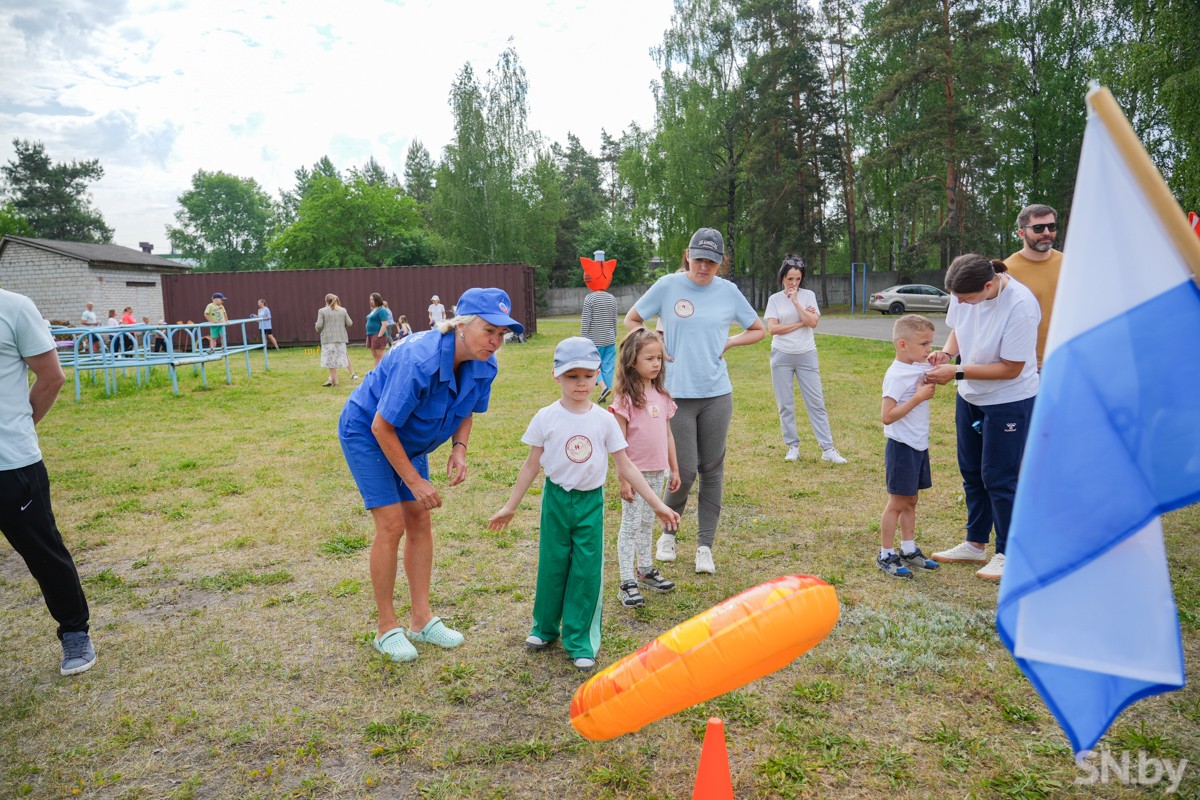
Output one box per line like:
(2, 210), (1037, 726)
(0, 237), (191, 324)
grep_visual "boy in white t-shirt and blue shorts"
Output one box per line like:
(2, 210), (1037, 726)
(878, 315), (941, 578)
(489, 337), (679, 672)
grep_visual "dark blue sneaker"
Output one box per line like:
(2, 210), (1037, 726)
(900, 547), (939, 571)
(60, 631), (96, 676)
(877, 552), (913, 579)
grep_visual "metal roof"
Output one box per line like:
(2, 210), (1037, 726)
(0, 236), (192, 271)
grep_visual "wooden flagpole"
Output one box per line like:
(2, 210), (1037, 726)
(1087, 85), (1200, 284)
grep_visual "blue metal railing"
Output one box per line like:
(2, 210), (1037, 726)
(52, 318), (271, 400)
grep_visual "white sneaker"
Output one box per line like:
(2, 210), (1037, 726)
(932, 541), (989, 563)
(975, 553), (1006, 581)
(656, 533), (677, 562)
(784, 446), (800, 462)
(821, 448), (848, 464)
(695, 546), (715, 574)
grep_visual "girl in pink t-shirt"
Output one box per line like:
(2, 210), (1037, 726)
(610, 329), (681, 608)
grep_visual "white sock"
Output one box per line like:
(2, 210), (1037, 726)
(880, 547), (895, 558)
(900, 540), (916, 555)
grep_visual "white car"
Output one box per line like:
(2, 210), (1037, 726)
(869, 284), (950, 315)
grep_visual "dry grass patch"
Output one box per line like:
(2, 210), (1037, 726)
(1, 319), (1196, 799)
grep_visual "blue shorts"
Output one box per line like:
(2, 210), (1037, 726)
(339, 418), (429, 509)
(885, 438), (931, 497)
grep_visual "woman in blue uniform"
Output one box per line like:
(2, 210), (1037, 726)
(339, 287), (524, 662)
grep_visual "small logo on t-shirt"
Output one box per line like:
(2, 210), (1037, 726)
(565, 435), (593, 463)
(1005, 422), (1018, 432)
(649, 403), (660, 418)
(674, 299), (695, 318)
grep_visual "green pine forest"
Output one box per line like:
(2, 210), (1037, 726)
(3, 0), (1197, 289)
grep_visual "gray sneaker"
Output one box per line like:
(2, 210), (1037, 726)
(637, 568), (676, 592)
(60, 631), (96, 676)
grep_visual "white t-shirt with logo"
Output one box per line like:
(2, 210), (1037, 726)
(882, 359), (934, 451)
(1, 290), (55, 470)
(521, 400), (627, 491)
(946, 276), (1040, 406)
(765, 288), (819, 354)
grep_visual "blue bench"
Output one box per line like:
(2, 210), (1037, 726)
(53, 319), (271, 400)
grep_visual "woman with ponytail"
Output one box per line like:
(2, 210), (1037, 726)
(925, 254), (1041, 582)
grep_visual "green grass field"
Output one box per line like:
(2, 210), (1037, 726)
(2, 318), (1197, 799)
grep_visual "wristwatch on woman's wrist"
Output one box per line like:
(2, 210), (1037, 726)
(955, 367), (965, 380)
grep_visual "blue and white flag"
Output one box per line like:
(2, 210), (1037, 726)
(996, 87), (1200, 756)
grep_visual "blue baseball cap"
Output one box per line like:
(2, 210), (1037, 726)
(553, 336), (601, 377)
(455, 287), (524, 335)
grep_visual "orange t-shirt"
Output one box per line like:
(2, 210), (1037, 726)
(1004, 249), (1062, 369)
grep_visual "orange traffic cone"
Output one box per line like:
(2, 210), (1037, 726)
(692, 717), (734, 800)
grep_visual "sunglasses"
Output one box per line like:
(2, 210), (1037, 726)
(1022, 223), (1057, 234)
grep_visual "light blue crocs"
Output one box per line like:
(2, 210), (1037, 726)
(407, 617), (463, 649)
(373, 628), (418, 662)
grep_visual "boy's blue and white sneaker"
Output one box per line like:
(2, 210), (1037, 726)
(637, 568), (675, 593)
(60, 631), (97, 676)
(899, 547), (939, 571)
(877, 552), (913, 579)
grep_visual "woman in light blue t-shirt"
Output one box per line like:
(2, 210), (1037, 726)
(625, 227), (764, 575)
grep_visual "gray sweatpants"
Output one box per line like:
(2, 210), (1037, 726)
(770, 349), (834, 451)
(666, 393), (733, 549)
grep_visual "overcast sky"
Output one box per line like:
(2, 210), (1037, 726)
(0, 0), (676, 250)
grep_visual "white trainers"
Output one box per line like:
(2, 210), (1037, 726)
(821, 448), (848, 464)
(932, 541), (989, 563)
(975, 553), (1006, 581)
(656, 533), (677, 562)
(695, 546), (715, 574)
(784, 446), (800, 462)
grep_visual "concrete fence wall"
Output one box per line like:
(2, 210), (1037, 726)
(540, 270), (948, 316)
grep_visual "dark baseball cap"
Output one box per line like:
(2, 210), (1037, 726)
(211, 292), (227, 299)
(688, 228), (725, 263)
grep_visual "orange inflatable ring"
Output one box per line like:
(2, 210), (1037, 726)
(570, 574), (839, 741)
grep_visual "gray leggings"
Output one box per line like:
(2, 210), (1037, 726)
(769, 349), (834, 451)
(666, 393), (733, 549)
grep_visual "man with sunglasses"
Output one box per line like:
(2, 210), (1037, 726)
(1004, 204), (1062, 369)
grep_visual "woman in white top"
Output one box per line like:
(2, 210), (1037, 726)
(925, 254), (1040, 582)
(764, 255), (846, 464)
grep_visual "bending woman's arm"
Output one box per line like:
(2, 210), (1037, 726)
(446, 416), (472, 487)
(371, 412), (441, 509)
(926, 329), (1026, 384)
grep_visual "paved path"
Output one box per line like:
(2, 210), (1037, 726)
(815, 314), (951, 347)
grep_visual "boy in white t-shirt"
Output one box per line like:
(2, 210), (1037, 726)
(878, 315), (941, 578)
(489, 337), (679, 672)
